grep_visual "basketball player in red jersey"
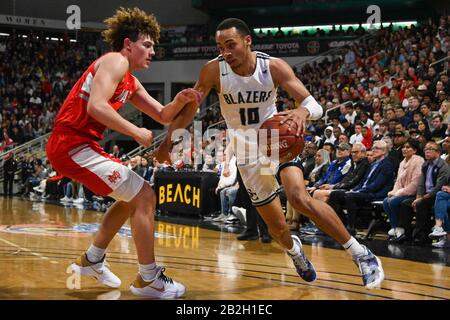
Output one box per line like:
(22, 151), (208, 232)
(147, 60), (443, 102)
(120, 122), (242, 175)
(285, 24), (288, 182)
(46, 7), (201, 299)
(155, 18), (385, 289)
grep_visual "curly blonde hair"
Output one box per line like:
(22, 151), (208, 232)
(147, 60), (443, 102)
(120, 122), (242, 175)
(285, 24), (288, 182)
(102, 7), (160, 51)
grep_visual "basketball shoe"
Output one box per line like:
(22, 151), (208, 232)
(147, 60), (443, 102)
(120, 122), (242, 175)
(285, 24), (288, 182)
(354, 245), (385, 289)
(287, 235), (317, 282)
(69, 253), (121, 288)
(130, 266), (186, 299)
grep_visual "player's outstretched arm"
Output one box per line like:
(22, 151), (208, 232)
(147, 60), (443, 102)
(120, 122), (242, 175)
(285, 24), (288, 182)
(130, 79), (203, 125)
(153, 61), (218, 163)
(87, 53), (153, 147)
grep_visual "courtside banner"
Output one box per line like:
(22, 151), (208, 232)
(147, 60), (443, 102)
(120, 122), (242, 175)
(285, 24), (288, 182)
(154, 171), (219, 216)
(154, 37), (359, 60)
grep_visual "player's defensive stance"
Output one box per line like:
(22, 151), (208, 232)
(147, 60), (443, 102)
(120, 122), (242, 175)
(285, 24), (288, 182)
(47, 7), (202, 298)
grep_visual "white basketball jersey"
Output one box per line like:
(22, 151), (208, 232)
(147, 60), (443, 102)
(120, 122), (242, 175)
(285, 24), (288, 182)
(218, 52), (278, 163)
(218, 51), (277, 131)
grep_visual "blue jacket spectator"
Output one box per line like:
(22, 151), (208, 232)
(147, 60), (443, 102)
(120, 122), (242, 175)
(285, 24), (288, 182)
(314, 143), (352, 188)
(352, 157), (395, 200)
(341, 140), (395, 235)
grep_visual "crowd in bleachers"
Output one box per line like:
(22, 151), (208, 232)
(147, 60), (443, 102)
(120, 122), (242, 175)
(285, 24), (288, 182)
(1, 15), (450, 247)
(166, 15), (450, 247)
(0, 30), (104, 151)
(280, 15), (449, 248)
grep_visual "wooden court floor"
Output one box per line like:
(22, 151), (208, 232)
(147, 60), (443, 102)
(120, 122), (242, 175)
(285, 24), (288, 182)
(0, 197), (448, 300)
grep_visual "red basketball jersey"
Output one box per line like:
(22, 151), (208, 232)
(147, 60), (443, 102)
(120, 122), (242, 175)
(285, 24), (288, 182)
(52, 54), (137, 141)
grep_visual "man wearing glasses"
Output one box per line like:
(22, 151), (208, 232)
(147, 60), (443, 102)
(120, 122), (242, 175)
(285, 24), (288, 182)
(328, 141), (395, 235)
(398, 142), (450, 244)
(314, 143), (370, 209)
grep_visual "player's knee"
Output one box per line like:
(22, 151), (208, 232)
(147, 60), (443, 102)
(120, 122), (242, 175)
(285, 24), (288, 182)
(289, 191), (313, 214)
(135, 183), (156, 209)
(312, 191), (321, 200)
(147, 185), (156, 209)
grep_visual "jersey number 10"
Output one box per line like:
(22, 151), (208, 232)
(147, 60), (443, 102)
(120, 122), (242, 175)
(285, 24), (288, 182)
(239, 108), (260, 126)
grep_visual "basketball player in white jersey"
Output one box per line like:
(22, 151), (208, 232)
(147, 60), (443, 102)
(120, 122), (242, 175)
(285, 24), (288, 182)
(156, 18), (384, 289)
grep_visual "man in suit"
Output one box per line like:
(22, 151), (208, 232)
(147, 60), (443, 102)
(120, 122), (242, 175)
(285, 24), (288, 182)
(327, 140), (395, 235)
(3, 152), (17, 196)
(398, 141), (450, 244)
(315, 142), (370, 211)
(110, 145), (122, 159)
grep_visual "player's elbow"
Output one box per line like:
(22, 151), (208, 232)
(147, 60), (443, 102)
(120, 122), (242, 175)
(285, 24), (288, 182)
(158, 110), (172, 125)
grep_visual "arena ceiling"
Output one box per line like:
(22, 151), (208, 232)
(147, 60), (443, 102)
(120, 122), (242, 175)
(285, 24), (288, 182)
(0, 0), (448, 29)
(194, 0), (448, 27)
(0, 0), (209, 26)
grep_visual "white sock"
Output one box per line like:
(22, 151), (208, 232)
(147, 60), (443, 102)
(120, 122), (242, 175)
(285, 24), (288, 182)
(343, 237), (367, 258)
(139, 262), (158, 281)
(86, 244), (106, 263)
(287, 240), (301, 256)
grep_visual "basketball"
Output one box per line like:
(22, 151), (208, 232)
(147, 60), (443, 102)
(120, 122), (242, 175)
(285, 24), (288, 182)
(259, 115), (304, 162)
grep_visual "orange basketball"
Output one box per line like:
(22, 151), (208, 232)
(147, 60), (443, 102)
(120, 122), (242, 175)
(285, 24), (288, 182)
(259, 115), (304, 162)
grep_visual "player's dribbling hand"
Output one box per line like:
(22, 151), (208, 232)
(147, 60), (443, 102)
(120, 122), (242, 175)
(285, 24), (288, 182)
(175, 88), (203, 106)
(134, 128), (153, 147)
(276, 108), (309, 137)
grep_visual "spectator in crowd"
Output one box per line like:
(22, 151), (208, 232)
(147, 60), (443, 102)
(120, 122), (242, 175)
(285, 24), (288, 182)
(23, 164), (47, 196)
(344, 46), (356, 70)
(344, 104), (357, 125)
(321, 126), (337, 147)
(314, 143), (370, 205)
(306, 149), (330, 187)
(340, 118), (354, 136)
(383, 139), (424, 241)
(308, 143), (352, 193)
(361, 126), (373, 150)
(300, 142), (318, 179)
(359, 112), (374, 130)
(349, 121), (364, 145)
(416, 119), (432, 141)
(3, 152), (17, 196)
(420, 103), (435, 128)
(213, 154), (237, 222)
(128, 156), (142, 176)
(398, 141), (450, 244)
(373, 120), (389, 141)
(110, 145), (122, 158)
(328, 140), (395, 235)
(0, 132), (14, 152)
(430, 114), (447, 142)
(383, 136), (401, 173)
(394, 106), (411, 128)
(140, 157), (153, 181)
(438, 100), (450, 121)
(322, 142), (336, 161)
(429, 184), (450, 248)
